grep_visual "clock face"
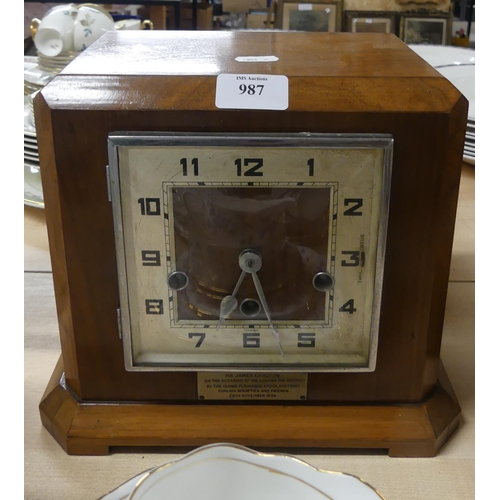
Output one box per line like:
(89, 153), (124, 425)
(108, 133), (392, 371)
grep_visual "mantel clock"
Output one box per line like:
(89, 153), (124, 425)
(36, 31), (467, 457)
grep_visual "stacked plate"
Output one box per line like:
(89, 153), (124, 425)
(24, 94), (44, 208)
(37, 50), (82, 74)
(24, 54), (57, 209)
(24, 56), (54, 96)
(464, 112), (475, 165)
(408, 44), (475, 165)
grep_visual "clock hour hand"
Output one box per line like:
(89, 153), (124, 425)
(239, 249), (284, 357)
(216, 269), (246, 330)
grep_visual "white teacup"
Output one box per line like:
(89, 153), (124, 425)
(33, 4), (78, 56)
(73, 4), (115, 52)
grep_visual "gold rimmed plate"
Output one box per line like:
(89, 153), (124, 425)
(100, 443), (386, 500)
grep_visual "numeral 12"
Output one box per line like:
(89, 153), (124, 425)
(235, 158), (264, 176)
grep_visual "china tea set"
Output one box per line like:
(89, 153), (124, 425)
(30, 3), (152, 59)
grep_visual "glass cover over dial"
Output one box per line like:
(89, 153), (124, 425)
(108, 133), (392, 371)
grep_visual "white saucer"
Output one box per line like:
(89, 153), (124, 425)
(100, 443), (385, 500)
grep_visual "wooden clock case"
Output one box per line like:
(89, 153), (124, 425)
(36, 31), (467, 456)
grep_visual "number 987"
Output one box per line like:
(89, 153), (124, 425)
(239, 84), (264, 96)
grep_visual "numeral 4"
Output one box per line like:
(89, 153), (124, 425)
(339, 299), (357, 314)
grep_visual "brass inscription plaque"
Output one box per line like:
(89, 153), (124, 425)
(197, 372), (308, 401)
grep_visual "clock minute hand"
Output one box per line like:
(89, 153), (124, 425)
(250, 271), (284, 357)
(238, 249), (284, 356)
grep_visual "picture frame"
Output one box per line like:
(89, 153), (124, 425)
(344, 11), (397, 35)
(278, 1), (343, 32)
(399, 12), (452, 45)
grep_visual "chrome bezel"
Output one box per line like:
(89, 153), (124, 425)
(108, 132), (393, 373)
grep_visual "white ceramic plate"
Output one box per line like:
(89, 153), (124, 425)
(24, 163), (44, 208)
(436, 64), (475, 120)
(463, 154), (475, 166)
(408, 45), (475, 121)
(24, 95), (44, 208)
(408, 44), (475, 67)
(100, 444), (385, 500)
(24, 95), (36, 132)
(24, 143), (38, 158)
(24, 153), (40, 163)
(24, 55), (38, 71)
(24, 60), (54, 87)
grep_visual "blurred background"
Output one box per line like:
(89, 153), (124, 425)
(24, 0), (475, 48)
(23, 1), (475, 208)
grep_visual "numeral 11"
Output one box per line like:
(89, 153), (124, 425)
(181, 158), (199, 176)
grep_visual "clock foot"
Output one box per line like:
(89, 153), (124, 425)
(39, 358), (461, 457)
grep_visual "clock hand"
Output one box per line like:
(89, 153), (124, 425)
(250, 271), (284, 357)
(216, 269), (246, 330)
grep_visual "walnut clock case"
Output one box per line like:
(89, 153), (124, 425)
(36, 32), (467, 457)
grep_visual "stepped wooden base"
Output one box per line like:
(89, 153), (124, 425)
(40, 357), (461, 457)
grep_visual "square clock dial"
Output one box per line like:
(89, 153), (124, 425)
(108, 133), (392, 372)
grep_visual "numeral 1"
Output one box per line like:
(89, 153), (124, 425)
(307, 158), (314, 176)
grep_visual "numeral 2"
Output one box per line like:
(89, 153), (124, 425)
(343, 199), (363, 216)
(235, 158), (264, 177)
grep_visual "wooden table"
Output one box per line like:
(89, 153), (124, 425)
(24, 164), (474, 499)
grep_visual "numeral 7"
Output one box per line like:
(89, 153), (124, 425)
(188, 332), (206, 347)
